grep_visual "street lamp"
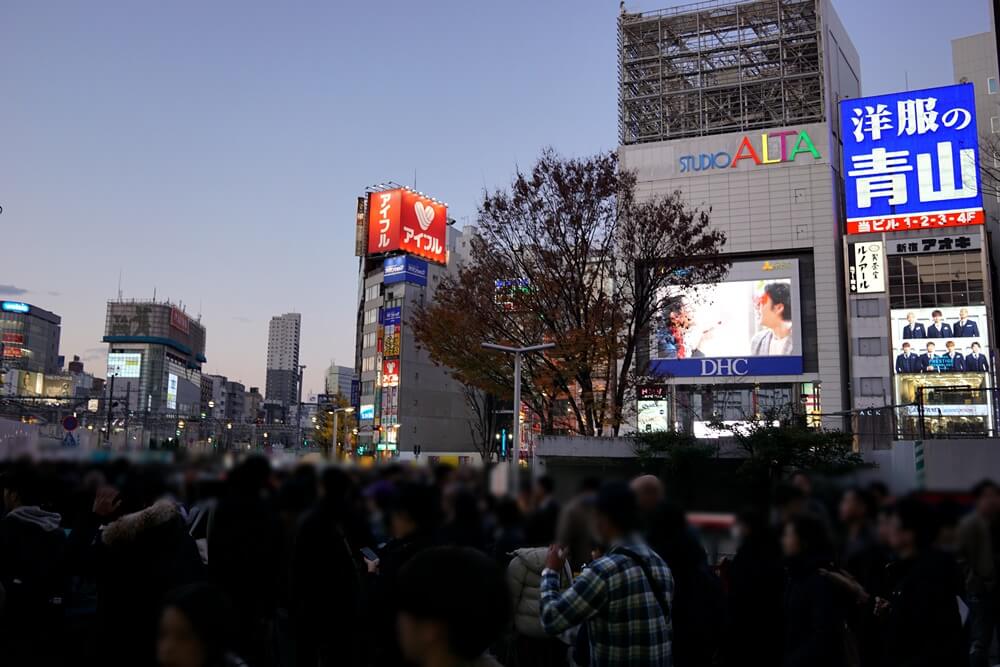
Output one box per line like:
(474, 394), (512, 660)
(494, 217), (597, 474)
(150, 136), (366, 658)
(329, 406), (355, 459)
(481, 341), (555, 494)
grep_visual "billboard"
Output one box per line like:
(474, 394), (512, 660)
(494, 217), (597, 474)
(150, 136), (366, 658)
(107, 352), (142, 378)
(848, 241), (886, 294)
(649, 259), (803, 377)
(167, 373), (178, 411)
(1, 301), (30, 314)
(383, 324), (400, 357)
(885, 232), (981, 256)
(841, 83), (983, 234)
(367, 188), (447, 265)
(359, 404), (375, 421)
(384, 255), (429, 286)
(170, 308), (190, 334)
(381, 306), (402, 326)
(891, 305), (990, 374)
(381, 359), (400, 387)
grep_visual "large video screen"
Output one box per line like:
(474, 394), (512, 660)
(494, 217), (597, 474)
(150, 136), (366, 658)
(107, 352), (142, 378)
(890, 305), (990, 374)
(649, 259), (803, 377)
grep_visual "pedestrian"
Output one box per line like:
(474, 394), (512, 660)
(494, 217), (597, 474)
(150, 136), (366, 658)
(957, 479), (1000, 667)
(539, 481), (673, 667)
(877, 497), (965, 667)
(780, 513), (845, 667)
(837, 486), (887, 666)
(0, 464), (68, 667)
(526, 475), (560, 546)
(396, 546), (511, 667)
(726, 508), (784, 667)
(290, 468), (365, 667)
(491, 496), (526, 566)
(157, 583), (247, 667)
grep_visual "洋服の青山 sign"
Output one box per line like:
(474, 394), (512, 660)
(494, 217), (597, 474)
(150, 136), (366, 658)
(367, 188), (448, 265)
(679, 129), (822, 172)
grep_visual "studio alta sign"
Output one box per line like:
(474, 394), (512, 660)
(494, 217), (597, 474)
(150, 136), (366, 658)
(679, 129), (822, 172)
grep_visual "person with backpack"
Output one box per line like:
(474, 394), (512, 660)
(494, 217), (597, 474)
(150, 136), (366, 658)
(539, 482), (673, 667)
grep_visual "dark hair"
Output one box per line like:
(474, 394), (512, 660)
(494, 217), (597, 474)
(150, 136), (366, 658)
(0, 463), (42, 506)
(494, 497), (522, 528)
(972, 341), (982, 349)
(162, 584), (236, 665)
(926, 342), (936, 349)
(773, 482), (805, 509)
(536, 475), (555, 495)
(319, 468), (356, 520)
(391, 482), (439, 533)
(931, 309), (942, 317)
(971, 479), (999, 500)
(891, 496), (939, 550)
(765, 282), (792, 321)
(901, 342), (911, 348)
(843, 486), (876, 518)
(866, 480), (889, 501)
(397, 547), (511, 660)
(578, 476), (602, 494)
(595, 481), (639, 533)
(787, 514), (833, 561)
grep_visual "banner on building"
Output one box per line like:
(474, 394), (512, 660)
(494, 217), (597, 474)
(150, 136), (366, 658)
(885, 233), (981, 255)
(367, 188), (448, 265)
(355, 197), (368, 257)
(381, 359), (400, 387)
(841, 83), (983, 234)
(849, 241), (886, 293)
(384, 255), (429, 286)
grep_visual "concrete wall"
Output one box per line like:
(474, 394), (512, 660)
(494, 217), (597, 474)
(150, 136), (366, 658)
(864, 439), (1000, 494)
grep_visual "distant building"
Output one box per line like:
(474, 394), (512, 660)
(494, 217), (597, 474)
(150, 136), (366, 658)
(245, 386), (263, 423)
(265, 313), (301, 408)
(1, 301), (62, 374)
(324, 363), (356, 399)
(224, 380), (246, 423)
(201, 374), (227, 419)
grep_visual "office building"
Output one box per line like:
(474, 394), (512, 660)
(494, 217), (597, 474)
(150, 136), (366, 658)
(265, 312), (301, 408)
(324, 363), (356, 399)
(1, 300), (62, 375)
(619, 0), (859, 435)
(103, 299), (207, 415)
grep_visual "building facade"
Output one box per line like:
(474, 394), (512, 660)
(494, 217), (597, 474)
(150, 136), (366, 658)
(324, 363), (356, 399)
(1, 300), (62, 375)
(265, 312), (301, 408)
(619, 0), (860, 435)
(103, 300), (207, 416)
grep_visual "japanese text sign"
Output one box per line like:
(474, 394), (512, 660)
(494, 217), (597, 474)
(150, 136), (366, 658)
(381, 359), (400, 387)
(848, 241), (885, 293)
(885, 233), (981, 256)
(841, 84), (983, 234)
(367, 188), (447, 264)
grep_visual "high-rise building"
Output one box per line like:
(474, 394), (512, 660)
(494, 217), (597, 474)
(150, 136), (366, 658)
(1, 300), (62, 375)
(265, 312), (301, 408)
(353, 187), (476, 459)
(618, 0), (859, 434)
(324, 363), (356, 399)
(103, 299), (207, 415)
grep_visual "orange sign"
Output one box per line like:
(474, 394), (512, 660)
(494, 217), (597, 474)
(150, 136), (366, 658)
(382, 359), (400, 387)
(367, 188), (447, 265)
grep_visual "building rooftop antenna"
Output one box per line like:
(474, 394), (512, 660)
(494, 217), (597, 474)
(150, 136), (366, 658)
(117, 270), (123, 302)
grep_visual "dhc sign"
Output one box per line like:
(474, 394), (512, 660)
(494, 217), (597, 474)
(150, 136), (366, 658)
(679, 129), (821, 172)
(650, 356), (804, 377)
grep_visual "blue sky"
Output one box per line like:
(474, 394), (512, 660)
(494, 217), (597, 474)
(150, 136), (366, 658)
(0, 0), (990, 395)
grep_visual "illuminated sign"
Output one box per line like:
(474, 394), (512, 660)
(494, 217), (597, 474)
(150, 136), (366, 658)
(381, 307), (402, 326)
(841, 83), (983, 234)
(678, 129), (821, 172)
(107, 352), (142, 378)
(848, 241), (886, 294)
(384, 255), (429, 286)
(167, 373), (178, 411)
(367, 188), (447, 265)
(382, 359), (400, 387)
(1, 301), (30, 314)
(2, 333), (24, 344)
(359, 404), (375, 420)
(170, 308), (190, 334)
(885, 233), (980, 255)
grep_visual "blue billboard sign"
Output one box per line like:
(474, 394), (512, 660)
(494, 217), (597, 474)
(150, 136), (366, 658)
(840, 83), (983, 234)
(350, 379), (360, 409)
(650, 356), (803, 378)
(381, 307), (401, 326)
(1, 301), (30, 314)
(384, 255), (428, 286)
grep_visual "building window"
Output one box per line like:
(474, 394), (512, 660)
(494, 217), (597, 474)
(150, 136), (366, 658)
(989, 77), (998, 94)
(859, 377), (884, 397)
(886, 250), (984, 309)
(363, 308), (378, 325)
(855, 298), (881, 318)
(993, 116), (1000, 133)
(858, 338), (882, 356)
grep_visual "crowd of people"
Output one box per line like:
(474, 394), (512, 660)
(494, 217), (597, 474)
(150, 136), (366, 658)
(0, 455), (997, 667)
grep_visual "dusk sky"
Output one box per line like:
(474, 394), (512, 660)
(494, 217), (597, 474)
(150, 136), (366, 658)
(1, 0), (989, 396)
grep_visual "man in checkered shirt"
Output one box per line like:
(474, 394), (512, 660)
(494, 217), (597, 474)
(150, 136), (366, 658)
(539, 482), (674, 666)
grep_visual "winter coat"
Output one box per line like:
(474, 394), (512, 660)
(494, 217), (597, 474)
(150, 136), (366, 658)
(0, 506), (67, 667)
(726, 535), (784, 667)
(782, 557), (845, 667)
(508, 547), (573, 639)
(880, 549), (965, 667)
(956, 511), (997, 595)
(95, 499), (206, 667)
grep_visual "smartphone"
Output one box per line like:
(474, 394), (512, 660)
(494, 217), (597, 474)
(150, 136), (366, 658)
(361, 547), (379, 562)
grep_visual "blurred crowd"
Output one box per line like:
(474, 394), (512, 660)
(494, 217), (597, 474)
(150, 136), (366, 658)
(0, 455), (997, 667)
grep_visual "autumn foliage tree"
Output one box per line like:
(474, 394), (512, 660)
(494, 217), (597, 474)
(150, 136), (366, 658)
(411, 149), (728, 437)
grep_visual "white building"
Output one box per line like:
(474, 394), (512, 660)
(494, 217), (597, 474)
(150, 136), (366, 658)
(265, 312), (301, 407)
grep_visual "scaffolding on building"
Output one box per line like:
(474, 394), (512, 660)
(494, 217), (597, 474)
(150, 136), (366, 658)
(619, 0), (825, 145)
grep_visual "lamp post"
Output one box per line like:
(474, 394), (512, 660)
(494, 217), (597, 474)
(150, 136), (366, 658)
(481, 341), (555, 495)
(328, 406), (355, 459)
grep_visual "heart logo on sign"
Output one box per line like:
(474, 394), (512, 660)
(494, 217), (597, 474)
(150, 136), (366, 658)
(414, 201), (435, 231)
(386, 361), (396, 373)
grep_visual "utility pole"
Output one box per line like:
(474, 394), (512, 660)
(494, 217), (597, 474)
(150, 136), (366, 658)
(105, 374), (116, 446)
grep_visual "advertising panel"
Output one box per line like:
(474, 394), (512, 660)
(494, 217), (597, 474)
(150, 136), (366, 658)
(384, 255), (429, 286)
(848, 241), (886, 294)
(637, 400), (669, 432)
(885, 232), (981, 256)
(383, 324), (400, 357)
(359, 404), (375, 421)
(890, 305), (990, 373)
(649, 259), (803, 377)
(381, 359), (400, 387)
(107, 352), (142, 378)
(366, 188), (447, 265)
(170, 308), (190, 334)
(167, 373), (178, 411)
(350, 379), (360, 409)
(2, 333), (24, 344)
(841, 83), (983, 234)
(1, 301), (30, 314)
(381, 307), (402, 326)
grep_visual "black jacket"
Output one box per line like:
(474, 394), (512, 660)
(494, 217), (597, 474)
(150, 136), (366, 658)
(783, 557), (844, 667)
(879, 550), (965, 667)
(372, 531), (435, 667)
(727, 535), (785, 667)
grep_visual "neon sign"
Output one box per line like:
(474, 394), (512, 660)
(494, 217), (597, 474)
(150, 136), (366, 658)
(1, 301), (30, 314)
(679, 129), (822, 172)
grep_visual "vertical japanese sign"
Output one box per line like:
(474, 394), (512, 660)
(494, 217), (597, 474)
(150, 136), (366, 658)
(355, 197), (368, 257)
(365, 188), (447, 264)
(841, 83), (983, 234)
(848, 241), (886, 293)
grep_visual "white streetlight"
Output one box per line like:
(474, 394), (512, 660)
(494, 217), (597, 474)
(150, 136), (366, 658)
(481, 341), (555, 494)
(329, 406), (355, 458)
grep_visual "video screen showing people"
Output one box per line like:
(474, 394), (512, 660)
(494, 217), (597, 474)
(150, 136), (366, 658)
(891, 305), (990, 375)
(650, 278), (798, 360)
